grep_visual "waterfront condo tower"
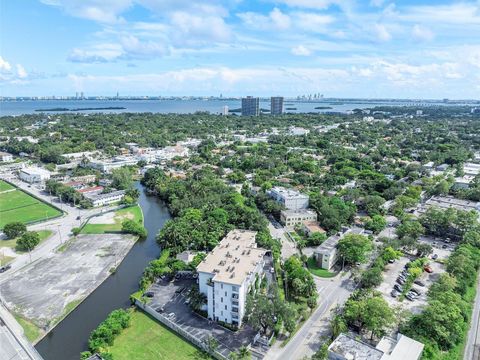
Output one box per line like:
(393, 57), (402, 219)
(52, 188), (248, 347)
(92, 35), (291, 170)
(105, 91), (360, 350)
(271, 96), (284, 115)
(241, 96), (260, 116)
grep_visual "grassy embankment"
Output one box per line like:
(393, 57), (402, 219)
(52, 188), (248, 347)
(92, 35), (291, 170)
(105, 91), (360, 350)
(80, 205), (143, 234)
(106, 309), (207, 360)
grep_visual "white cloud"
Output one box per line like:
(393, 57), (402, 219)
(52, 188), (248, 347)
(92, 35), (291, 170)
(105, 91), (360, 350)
(237, 8), (291, 31)
(275, 0), (348, 10)
(0, 57), (30, 83)
(270, 8), (291, 30)
(399, 3), (480, 25)
(291, 45), (312, 56)
(16, 64), (28, 79)
(370, 0), (385, 7)
(0, 56), (12, 71)
(294, 12), (335, 32)
(411, 24), (434, 41)
(373, 23), (392, 41)
(40, 0), (132, 23)
(68, 43), (124, 63)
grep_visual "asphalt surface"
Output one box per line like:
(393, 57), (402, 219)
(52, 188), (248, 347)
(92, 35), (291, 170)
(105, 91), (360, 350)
(1, 234), (135, 329)
(0, 177), (117, 280)
(266, 272), (356, 360)
(464, 275), (480, 360)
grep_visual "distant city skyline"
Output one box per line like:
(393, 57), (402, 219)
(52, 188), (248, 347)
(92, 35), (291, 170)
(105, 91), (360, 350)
(1, 1), (480, 98)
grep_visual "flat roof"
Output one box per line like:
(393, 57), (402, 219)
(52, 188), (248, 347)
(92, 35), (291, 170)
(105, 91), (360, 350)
(269, 186), (309, 200)
(377, 334), (424, 360)
(84, 190), (125, 200)
(196, 229), (266, 286)
(20, 167), (51, 175)
(281, 209), (316, 216)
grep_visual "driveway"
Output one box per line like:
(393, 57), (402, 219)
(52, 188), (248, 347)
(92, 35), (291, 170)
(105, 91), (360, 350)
(145, 279), (258, 358)
(266, 272), (356, 360)
(267, 221), (299, 260)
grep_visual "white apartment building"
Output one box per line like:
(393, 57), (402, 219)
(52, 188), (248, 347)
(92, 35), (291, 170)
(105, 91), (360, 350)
(19, 167), (51, 183)
(280, 209), (317, 228)
(197, 229), (267, 327)
(0, 152), (13, 162)
(83, 190), (125, 207)
(314, 227), (365, 270)
(267, 186), (309, 210)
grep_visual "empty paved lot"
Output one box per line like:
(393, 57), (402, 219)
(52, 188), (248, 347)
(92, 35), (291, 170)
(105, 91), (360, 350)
(0, 234), (135, 329)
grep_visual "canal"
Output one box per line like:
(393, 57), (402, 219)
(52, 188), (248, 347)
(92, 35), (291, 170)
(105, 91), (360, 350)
(36, 183), (170, 360)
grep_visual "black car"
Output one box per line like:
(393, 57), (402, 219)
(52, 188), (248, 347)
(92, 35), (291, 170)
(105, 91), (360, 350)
(394, 284), (403, 292)
(175, 287), (185, 294)
(414, 280), (426, 287)
(143, 291), (154, 298)
(0, 264), (11, 273)
(156, 306), (164, 313)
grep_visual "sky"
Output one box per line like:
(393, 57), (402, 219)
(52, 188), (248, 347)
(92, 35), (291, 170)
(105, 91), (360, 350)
(1, 0), (480, 98)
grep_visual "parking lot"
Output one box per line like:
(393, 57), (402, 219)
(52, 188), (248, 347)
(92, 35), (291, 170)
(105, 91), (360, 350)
(376, 236), (453, 314)
(143, 278), (259, 359)
(0, 233), (135, 329)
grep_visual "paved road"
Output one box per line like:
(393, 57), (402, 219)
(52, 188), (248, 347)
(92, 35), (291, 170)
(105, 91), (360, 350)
(267, 220), (299, 260)
(0, 303), (43, 360)
(464, 274), (480, 360)
(266, 273), (356, 360)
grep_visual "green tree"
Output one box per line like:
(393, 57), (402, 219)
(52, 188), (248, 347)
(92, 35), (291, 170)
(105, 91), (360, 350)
(16, 231), (40, 252)
(3, 222), (27, 239)
(337, 234), (373, 266)
(111, 167), (133, 190)
(364, 215), (387, 234)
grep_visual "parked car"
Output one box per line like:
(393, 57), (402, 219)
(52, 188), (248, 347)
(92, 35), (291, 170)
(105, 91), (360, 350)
(410, 288), (422, 296)
(175, 287), (185, 294)
(0, 264), (11, 273)
(156, 306), (164, 313)
(432, 254), (438, 260)
(391, 290), (399, 298)
(143, 291), (154, 298)
(396, 278), (405, 285)
(442, 244), (448, 249)
(388, 259), (395, 264)
(406, 293), (416, 301)
(394, 284), (403, 292)
(424, 265), (433, 273)
(414, 280), (426, 287)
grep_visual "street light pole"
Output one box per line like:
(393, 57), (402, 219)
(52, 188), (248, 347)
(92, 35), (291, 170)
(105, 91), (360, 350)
(58, 224), (62, 244)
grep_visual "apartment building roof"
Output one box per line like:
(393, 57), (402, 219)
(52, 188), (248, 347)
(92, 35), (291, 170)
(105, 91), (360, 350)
(281, 209), (317, 217)
(196, 229), (266, 286)
(329, 333), (383, 360)
(269, 186), (308, 200)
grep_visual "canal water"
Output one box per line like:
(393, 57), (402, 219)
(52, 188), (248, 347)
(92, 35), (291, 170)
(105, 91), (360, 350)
(36, 183), (170, 360)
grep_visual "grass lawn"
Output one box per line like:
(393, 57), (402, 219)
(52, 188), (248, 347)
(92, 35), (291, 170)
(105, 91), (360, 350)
(307, 257), (337, 278)
(0, 230), (53, 252)
(0, 254), (14, 266)
(14, 314), (42, 343)
(0, 186), (62, 228)
(81, 205), (143, 234)
(0, 180), (14, 192)
(107, 309), (206, 360)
